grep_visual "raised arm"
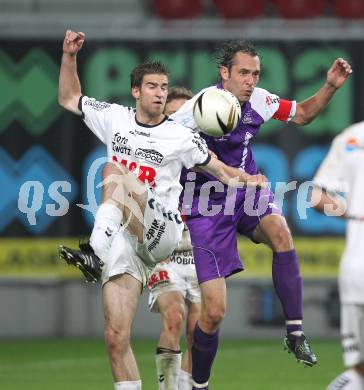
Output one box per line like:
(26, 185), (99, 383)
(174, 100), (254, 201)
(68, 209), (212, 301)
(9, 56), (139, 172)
(292, 58), (352, 126)
(200, 156), (268, 188)
(58, 30), (85, 115)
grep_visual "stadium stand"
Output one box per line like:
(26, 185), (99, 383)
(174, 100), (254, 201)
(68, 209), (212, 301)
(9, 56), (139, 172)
(332, 0), (364, 19)
(272, 0), (326, 18)
(2, 0), (364, 20)
(212, 0), (268, 19)
(152, 0), (203, 19)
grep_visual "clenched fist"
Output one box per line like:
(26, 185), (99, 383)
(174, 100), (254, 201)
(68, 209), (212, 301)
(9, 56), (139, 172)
(63, 30), (85, 56)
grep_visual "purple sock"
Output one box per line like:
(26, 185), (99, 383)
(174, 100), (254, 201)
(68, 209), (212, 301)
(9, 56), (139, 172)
(272, 249), (303, 334)
(192, 323), (219, 386)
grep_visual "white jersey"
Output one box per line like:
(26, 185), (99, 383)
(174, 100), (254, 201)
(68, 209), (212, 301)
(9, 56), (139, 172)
(80, 96), (210, 213)
(313, 122), (364, 304)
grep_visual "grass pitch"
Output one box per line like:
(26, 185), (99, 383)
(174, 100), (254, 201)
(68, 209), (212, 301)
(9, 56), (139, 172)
(0, 338), (342, 389)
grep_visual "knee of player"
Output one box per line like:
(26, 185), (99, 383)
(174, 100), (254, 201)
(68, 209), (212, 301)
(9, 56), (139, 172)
(104, 324), (130, 352)
(163, 304), (185, 333)
(204, 305), (225, 326)
(271, 223), (293, 249)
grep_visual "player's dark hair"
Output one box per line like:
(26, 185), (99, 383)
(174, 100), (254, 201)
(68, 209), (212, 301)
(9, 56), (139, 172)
(166, 86), (193, 104)
(214, 40), (259, 73)
(130, 61), (169, 88)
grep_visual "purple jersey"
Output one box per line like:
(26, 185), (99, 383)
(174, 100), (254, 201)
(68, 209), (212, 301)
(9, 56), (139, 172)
(172, 85), (296, 217)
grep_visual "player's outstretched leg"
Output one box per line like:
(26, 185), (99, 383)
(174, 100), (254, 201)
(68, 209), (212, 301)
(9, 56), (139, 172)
(274, 250), (317, 366)
(191, 278), (225, 390)
(59, 241), (104, 283)
(253, 214), (317, 366)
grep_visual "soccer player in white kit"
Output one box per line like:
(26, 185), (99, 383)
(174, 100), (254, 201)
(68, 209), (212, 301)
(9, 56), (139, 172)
(58, 30), (267, 390)
(147, 87), (201, 390)
(311, 122), (364, 390)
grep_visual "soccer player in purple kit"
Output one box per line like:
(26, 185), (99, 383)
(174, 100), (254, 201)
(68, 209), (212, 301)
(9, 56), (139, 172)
(171, 40), (352, 389)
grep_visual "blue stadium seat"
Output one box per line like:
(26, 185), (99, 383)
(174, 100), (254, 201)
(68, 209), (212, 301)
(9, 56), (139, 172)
(152, 0), (203, 19)
(332, 0), (364, 18)
(213, 0), (268, 19)
(273, 0), (326, 18)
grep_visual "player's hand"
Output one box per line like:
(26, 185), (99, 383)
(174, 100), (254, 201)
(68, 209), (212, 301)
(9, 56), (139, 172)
(63, 30), (85, 56)
(245, 173), (268, 189)
(208, 149), (218, 159)
(326, 58), (352, 89)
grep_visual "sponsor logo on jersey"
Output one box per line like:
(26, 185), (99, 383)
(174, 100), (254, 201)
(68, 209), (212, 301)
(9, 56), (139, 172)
(148, 270), (170, 289)
(112, 133), (131, 155)
(170, 251), (194, 265)
(84, 99), (111, 111)
(129, 129), (151, 137)
(192, 134), (208, 154)
(242, 112), (253, 124)
(135, 148), (164, 165)
(112, 143), (131, 155)
(112, 133), (128, 144)
(265, 95), (280, 106)
(112, 156), (156, 185)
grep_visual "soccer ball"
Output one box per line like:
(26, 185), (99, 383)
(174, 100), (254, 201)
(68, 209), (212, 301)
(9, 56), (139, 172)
(193, 88), (241, 137)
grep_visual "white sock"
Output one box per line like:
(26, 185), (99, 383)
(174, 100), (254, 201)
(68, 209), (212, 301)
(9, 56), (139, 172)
(326, 369), (364, 389)
(90, 203), (122, 260)
(178, 369), (193, 390)
(114, 380), (141, 389)
(155, 352), (182, 390)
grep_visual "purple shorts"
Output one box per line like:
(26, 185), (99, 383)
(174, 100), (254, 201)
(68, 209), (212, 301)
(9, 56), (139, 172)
(186, 187), (281, 284)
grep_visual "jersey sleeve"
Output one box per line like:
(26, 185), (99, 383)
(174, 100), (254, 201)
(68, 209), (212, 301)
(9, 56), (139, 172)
(179, 129), (211, 169)
(170, 88), (208, 130)
(250, 88), (296, 123)
(313, 134), (347, 193)
(79, 95), (115, 144)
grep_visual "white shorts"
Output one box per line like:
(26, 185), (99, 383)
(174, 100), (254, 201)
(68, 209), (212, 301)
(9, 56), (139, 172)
(102, 229), (151, 288)
(341, 303), (364, 367)
(135, 189), (184, 266)
(147, 250), (201, 312)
